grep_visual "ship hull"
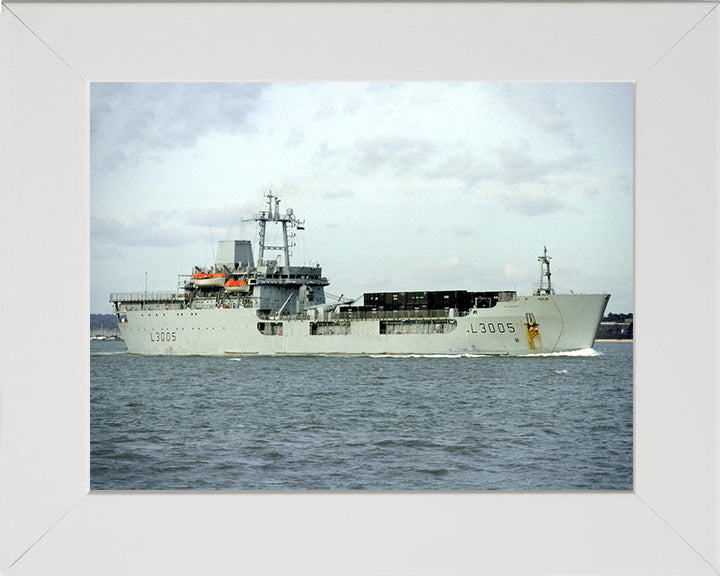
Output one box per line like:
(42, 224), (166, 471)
(117, 293), (609, 356)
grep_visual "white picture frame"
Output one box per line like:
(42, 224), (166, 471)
(1, 2), (718, 574)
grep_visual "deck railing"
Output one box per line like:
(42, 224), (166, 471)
(110, 291), (185, 302)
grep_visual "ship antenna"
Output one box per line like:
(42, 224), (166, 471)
(209, 220), (216, 268)
(252, 191), (301, 268)
(255, 191), (273, 265)
(534, 245), (554, 295)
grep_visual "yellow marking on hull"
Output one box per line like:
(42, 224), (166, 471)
(526, 323), (542, 350)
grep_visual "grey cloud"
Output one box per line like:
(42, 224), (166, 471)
(314, 103), (336, 120)
(285, 129), (306, 148)
(500, 194), (570, 217)
(91, 243), (123, 259)
(402, 257), (486, 291)
(98, 150), (129, 172)
(584, 171), (633, 200)
(91, 83), (270, 171)
(92, 202), (258, 248)
(542, 117), (577, 145)
(431, 143), (589, 188)
(92, 212), (193, 247)
(430, 151), (496, 186)
(312, 140), (343, 166)
(342, 96), (363, 115)
(493, 145), (589, 185)
(351, 136), (436, 175)
(454, 226), (474, 237)
(181, 202), (258, 230)
(321, 189), (355, 200)
(494, 83), (582, 149)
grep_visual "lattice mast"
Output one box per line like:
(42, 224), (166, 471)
(253, 191), (304, 267)
(534, 245), (554, 295)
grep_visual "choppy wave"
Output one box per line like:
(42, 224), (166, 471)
(92, 340), (632, 490)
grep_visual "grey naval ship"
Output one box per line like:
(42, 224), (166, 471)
(111, 192), (610, 356)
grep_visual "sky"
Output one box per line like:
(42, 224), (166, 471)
(91, 82), (633, 314)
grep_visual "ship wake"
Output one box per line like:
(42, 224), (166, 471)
(369, 353), (490, 359)
(521, 348), (603, 358)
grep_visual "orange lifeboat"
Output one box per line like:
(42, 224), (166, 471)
(192, 272), (227, 287)
(224, 278), (250, 293)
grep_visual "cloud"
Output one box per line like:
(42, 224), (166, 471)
(503, 263), (534, 283)
(91, 83), (270, 171)
(321, 189), (355, 200)
(454, 226), (474, 237)
(312, 139), (346, 168)
(180, 201), (257, 230)
(350, 136), (436, 175)
(584, 171), (633, 200)
(499, 192), (571, 216)
(429, 151), (496, 187)
(92, 201), (258, 248)
(398, 254), (484, 291)
(92, 212), (192, 247)
(492, 144), (589, 186)
(91, 243), (123, 259)
(432, 142), (589, 189)
(285, 129), (306, 148)
(494, 83), (582, 149)
(439, 255), (461, 269)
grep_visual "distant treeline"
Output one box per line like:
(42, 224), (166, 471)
(598, 313), (633, 340)
(603, 313), (633, 323)
(91, 314), (119, 331)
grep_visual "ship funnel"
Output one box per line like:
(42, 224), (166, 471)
(216, 240), (254, 270)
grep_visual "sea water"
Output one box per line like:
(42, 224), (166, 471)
(91, 340), (632, 490)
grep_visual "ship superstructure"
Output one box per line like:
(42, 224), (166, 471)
(110, 193), (610, 355)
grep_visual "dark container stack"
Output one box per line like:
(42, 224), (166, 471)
(360, 290), (517, 313)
